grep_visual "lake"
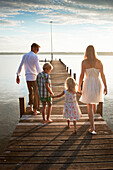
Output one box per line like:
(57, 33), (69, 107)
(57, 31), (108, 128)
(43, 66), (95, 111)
(0, 53), (113, 154)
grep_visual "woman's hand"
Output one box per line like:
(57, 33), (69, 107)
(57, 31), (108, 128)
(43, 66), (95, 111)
(104, 87), (107, 95)
(77, 91), (82, 96)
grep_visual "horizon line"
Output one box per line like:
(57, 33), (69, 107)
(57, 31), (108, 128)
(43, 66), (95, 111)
(0, 51), (113, 55)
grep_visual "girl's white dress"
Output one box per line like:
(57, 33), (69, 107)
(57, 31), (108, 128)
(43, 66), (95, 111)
(63, 90), (81, 121)
(80, 68), (103, 104)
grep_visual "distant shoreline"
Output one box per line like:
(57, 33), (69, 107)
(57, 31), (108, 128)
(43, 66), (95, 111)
(0, 52), (113, 55)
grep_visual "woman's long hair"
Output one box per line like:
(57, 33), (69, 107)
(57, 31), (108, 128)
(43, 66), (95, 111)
(84, 45), (97, 67)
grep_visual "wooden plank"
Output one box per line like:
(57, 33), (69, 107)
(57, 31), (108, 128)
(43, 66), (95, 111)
(20, 114), (103, 121)
(0, 163), (113, 170)
(7, 139), (113, 146)
(17, 121), (107, 126)
(1, 155), (113, 164)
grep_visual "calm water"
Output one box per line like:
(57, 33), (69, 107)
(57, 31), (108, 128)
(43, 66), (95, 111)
(0, 54), (113, 154)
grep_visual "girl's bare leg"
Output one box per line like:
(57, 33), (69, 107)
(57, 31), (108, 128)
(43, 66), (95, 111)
(67, 119), (70, 128)
(87, 104), (95, 131)
(73, 121), (76, 133)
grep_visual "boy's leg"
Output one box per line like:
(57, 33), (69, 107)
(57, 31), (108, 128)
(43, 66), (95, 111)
(42, 103), (46, 123)
(47, 102), (53, 122)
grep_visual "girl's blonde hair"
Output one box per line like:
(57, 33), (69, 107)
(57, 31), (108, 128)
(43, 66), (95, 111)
(65, 77), (77, 92)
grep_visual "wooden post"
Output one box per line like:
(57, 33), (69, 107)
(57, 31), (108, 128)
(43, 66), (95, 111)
(70, 69), (72, 76)
(97, 102), (103, 116)
(73, 73), (76, 80)
(19, 97), (26, 118)
(67, 67), (68, 72)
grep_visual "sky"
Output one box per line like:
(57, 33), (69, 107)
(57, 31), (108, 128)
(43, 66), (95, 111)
(1, 0), (113, 52)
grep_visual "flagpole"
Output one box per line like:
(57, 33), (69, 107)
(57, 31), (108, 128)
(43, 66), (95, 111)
(50, 21), (53, 61)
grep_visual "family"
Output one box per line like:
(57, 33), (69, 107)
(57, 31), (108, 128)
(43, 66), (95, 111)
(16, 43), (107, 135)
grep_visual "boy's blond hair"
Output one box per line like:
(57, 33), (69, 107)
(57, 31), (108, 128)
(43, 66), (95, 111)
(65, 77), (77, 92)
(43, 63), (53, 71)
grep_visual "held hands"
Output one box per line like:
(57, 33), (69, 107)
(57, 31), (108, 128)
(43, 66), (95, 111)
(52, 95), (56, 98)
(77, 91), (82, 96)
(16, 75), (20, 84)
(52, 94), (56, 98)
(51, 92), (54, 97)
(77, 87), (82, 96)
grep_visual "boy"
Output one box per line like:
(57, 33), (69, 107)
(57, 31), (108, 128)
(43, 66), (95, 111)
(36, 63), (54, 123)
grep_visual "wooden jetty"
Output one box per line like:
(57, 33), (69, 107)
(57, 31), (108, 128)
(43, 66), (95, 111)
(0, 60), (113, 170)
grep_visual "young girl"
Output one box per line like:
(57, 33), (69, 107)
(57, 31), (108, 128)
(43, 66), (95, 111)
(53, 77), (82, 133)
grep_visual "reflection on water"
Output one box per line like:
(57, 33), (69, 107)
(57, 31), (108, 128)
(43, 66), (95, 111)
(0, 54), (113, 154)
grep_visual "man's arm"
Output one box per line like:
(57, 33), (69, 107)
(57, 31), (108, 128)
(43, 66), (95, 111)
(16, 55), (25, 84)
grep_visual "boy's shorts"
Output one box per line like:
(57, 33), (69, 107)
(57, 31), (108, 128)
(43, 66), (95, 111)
(40, 97), (52, 106)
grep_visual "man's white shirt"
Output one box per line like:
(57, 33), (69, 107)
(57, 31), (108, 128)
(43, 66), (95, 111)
(17, 51), (41, 81)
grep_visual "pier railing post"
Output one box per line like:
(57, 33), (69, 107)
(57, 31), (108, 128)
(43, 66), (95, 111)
(97, 102), (103, 116)
(73, 73), (76, 80)
(19, 97), (26, 118)
(70, 69), (72, 76)
(67, 67), (68, 73)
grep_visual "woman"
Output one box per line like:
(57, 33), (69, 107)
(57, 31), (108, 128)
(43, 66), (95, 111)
(78, 45), (107, 134)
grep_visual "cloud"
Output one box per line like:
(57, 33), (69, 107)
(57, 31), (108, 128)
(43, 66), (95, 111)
(0, 0), (113, 25)
(0, 18), (24, 27)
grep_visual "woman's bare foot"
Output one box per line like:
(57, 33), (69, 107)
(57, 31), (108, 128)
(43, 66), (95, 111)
(88, 129), (96, 135)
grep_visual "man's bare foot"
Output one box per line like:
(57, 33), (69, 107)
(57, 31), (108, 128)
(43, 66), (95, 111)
(30, 105), (33, 112)
(34, 110), (40, 115)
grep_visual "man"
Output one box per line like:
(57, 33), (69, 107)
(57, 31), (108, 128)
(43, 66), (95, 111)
(16, 43), (41, 115)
